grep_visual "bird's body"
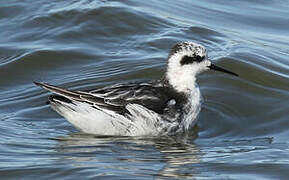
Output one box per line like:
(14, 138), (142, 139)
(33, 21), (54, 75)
(35, 42), (238, 136)
(36, 79), (201, 136)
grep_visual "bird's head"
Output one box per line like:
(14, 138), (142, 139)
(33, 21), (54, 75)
(166, 42), (238, 93)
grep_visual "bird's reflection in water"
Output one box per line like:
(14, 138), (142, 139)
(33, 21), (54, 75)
(154, 139), (201, 178)
(54, 126), (201, 178)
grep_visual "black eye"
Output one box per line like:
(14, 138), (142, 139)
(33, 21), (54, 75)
(180, 56), (193, 65)
(195, 55), (205, 62)
(180, 55), (205, 65)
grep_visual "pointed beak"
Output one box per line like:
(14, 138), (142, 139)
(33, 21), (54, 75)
(209, 63), (238, 77)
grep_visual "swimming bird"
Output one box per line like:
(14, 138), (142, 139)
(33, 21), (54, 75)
(35, 42), (238, 136)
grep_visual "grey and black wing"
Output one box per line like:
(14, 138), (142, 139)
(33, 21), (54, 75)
(34, 81), (173, 116)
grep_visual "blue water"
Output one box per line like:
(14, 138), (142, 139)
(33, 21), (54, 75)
(1, 0), (289, 179)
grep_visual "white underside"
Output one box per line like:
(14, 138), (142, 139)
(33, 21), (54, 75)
(51, 101), (165, 136)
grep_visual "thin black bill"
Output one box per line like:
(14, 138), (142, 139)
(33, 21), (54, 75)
(209, 64), (238, 77)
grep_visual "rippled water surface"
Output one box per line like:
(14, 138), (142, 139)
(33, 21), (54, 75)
(1, 0), (289, 179)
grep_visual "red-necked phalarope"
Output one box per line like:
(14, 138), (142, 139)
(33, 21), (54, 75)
(35, 42), (238, 136)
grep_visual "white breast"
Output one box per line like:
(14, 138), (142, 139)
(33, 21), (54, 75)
(180, 87), (202, 131)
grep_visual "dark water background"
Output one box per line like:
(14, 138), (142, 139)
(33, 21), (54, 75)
(1, 0), (289, 179)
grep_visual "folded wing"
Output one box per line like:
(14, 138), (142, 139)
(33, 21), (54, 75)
(34, 81), (173, 115)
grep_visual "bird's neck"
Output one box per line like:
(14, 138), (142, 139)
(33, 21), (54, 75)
(165, 69), (198, 94)
(162, 74), (200, 107)
(161, 76), (202, 133)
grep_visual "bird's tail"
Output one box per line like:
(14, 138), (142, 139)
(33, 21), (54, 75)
(34, 82), (85, 102)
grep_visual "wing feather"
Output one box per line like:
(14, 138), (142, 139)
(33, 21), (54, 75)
(35, 80), (173, 115)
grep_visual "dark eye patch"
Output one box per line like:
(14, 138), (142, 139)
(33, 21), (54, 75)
(180, 55), (205, 65)
(195, 55), (205, 62)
